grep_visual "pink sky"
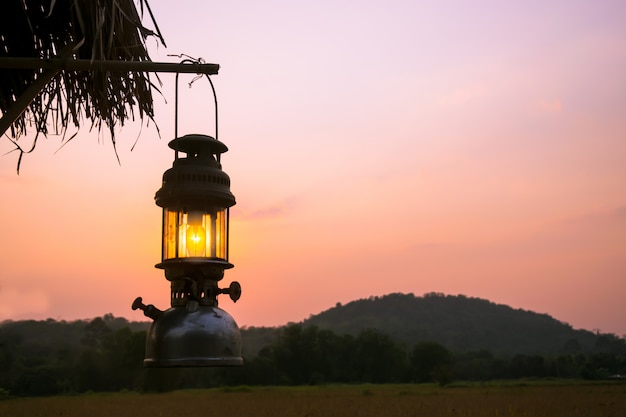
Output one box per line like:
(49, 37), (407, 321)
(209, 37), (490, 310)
(1, 1), (626, 336)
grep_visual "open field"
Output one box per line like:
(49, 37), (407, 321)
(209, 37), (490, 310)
(1, 382), (625, 417)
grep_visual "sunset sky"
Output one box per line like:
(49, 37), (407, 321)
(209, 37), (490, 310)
(1, 1), (625, 336)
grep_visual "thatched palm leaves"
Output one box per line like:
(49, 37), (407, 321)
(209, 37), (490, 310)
(0, 0), (164, 166)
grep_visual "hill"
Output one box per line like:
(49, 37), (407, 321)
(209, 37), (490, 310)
(1, 293), (624, 394)
(297, 292), (599, 356)
(0, 293), (611, 358)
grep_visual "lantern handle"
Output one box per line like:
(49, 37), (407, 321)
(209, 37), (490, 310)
(174, 58), (219, 160)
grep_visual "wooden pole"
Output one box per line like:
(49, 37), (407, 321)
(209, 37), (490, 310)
(0, 58), (219, 74)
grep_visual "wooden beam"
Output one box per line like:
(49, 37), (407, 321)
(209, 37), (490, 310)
(0, 58), (219, 74)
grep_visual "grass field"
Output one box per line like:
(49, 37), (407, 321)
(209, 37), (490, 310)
(1, 381), (625, 417)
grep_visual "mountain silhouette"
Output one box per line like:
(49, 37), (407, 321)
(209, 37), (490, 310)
(0, 293), (605, 358)
(294, 292), (598, 356)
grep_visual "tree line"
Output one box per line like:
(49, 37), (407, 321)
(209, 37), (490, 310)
(1, 317), (625, 397)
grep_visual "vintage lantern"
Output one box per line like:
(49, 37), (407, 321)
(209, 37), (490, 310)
(132, 73), (242, 367)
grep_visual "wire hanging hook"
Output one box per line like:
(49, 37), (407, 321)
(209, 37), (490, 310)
(174, 58), (219, 159)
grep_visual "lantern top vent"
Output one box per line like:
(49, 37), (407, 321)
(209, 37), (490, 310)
(170, 134), (228, 160)
(155, 133), (235, 209)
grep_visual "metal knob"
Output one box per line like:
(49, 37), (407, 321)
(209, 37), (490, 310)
(132, 296), (163, 320)
(218, 281), (242, 303)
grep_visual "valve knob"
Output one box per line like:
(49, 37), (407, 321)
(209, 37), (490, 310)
(132, 296), (163, 320)
(218, 281), (242, 303)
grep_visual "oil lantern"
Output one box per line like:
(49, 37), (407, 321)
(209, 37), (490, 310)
(132, 73), (242, 367)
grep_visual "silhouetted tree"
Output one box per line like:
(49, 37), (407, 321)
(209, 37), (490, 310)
(410, 342), (453, 385)
(81, 317), (112, 349)
(354, 329), (407, 383)
(453, 350), (495, 381)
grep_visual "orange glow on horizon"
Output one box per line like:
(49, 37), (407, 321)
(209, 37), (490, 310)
(1, 2), (626, 338)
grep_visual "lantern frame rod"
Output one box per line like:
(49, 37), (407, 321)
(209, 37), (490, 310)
(0, 57), (219, 74)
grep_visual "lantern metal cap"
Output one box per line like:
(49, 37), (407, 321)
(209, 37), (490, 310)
(169, 134), (228, 156)
(155, 133), (236, 209)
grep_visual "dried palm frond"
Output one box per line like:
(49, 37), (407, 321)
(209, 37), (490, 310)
(0, 0), (165, 168)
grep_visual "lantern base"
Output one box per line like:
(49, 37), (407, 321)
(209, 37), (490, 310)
(144, 305), (242, 367)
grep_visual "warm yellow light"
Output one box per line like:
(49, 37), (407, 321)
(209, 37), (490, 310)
(164, 210), (177, 259)
(162, 208), (230, 261)
(185, 212), (207, 257)
(186, 224), (206, 256)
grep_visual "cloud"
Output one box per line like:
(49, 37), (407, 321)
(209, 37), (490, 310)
(0, 286), (51, 320)
(612, 206), (626, 219)
(235, 197), (299, 221)
(563, 205), (626, 227)
(245, 206), (285, 220)
(438, 84), (487, 107)
(538, 99), (562, 113)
